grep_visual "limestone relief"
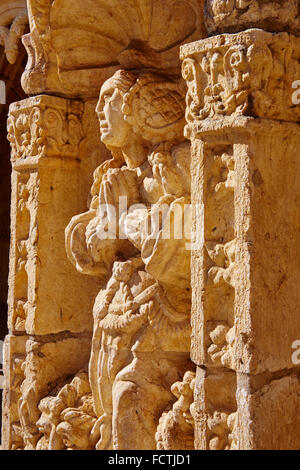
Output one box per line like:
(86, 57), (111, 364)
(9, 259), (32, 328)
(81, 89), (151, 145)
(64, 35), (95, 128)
(0, 0), (28, 64)
(182, 29), (300, 127)
(156, 371), (196, 450)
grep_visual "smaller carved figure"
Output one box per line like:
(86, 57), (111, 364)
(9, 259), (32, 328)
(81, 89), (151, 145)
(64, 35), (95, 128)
(155, 371), (196, 450)
(36, 370), (97, 450)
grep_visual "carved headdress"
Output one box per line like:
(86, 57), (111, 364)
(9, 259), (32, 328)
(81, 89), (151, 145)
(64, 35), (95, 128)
(90, 70), (187, 204)
(107, 69), (187, 144)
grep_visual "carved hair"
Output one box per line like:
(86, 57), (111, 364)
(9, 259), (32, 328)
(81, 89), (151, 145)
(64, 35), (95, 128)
(90, 70), (187, 206)
(111, 69), (187, 144)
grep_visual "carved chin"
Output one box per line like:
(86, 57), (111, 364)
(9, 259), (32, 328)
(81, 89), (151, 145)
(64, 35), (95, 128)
(100, 129), (128, 147)
(100, 131), (112, 143)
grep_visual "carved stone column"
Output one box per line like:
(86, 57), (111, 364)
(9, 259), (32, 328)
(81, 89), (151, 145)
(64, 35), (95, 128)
(2, 95), (101, 449)
(181, 29), (300, 450)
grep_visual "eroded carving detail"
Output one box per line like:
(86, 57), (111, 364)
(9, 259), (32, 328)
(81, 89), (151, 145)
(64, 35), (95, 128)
(22, 0), (205, 98)
(0, 1), (28, 64)
(156, 370), (196, 450)
(36, 369), (97, 450)
(10, 171), (39, 332)
(1, 335), (27, 450)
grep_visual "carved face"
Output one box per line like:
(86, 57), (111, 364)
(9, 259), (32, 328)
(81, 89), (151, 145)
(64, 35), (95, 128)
(36, 410), (53, 438)
(96, 77), (131, 147)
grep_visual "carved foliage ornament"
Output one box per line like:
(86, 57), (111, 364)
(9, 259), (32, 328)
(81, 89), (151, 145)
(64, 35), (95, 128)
(181, 29), (300, 132)
(7, 95), (84, 161)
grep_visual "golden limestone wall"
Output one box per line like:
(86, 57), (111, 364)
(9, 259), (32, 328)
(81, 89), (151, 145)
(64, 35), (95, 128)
(1, 0), (300, 450)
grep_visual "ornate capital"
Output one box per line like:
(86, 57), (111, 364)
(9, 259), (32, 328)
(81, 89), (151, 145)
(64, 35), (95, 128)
(181, 30), (300, 136)
(7, 95), (84, 163)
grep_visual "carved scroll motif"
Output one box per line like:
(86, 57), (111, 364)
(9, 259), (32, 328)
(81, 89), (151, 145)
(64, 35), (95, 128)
(7, 95), (84, 162)
(0, 1), (28, 64)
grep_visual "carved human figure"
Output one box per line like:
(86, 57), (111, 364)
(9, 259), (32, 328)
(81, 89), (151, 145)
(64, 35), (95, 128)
(156, 371), (195, 450)
(36, 370), (96, 451)
(65, 70), (193, 450)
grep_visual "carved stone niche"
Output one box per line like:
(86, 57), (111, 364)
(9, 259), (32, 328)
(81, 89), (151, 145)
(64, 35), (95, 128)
(204, 0), (300, 35)
(21, 0), (205, 99)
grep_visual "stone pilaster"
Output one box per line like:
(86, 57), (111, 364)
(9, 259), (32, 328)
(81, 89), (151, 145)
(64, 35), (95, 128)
(181, 29), (300, 450)
(7, 95), (100, 335)
(2, 95), (102, 449)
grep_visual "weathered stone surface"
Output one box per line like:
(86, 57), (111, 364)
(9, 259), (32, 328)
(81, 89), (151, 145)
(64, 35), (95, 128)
(0, 0), (28, 64)
(186, 119), (300, 374)
(204, 0), (300, 35)
(2, 334), (27, 450)
(22, 0), (205, 98)
(2, 333), (92, 449)
(156, 371), (196, 450)
(181, 29), (300, 125)
(64, 70), (194, 450)
(7, 95), (102, 335)
(237, 373), (300, 450)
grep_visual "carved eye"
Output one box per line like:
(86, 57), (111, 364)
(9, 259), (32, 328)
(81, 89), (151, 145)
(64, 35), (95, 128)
(103, 93), (112, 104)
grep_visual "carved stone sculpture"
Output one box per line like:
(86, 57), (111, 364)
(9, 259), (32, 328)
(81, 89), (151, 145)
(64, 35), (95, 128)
(156, 371), (195, 450)
(204, 0), (300, 35)
(21, 0), (205, 98)
(181, 26), (300, 451)
(64, 70), (194, 450)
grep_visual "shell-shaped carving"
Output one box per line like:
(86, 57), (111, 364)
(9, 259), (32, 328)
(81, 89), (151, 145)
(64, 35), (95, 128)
(28, 0), (197, 70)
